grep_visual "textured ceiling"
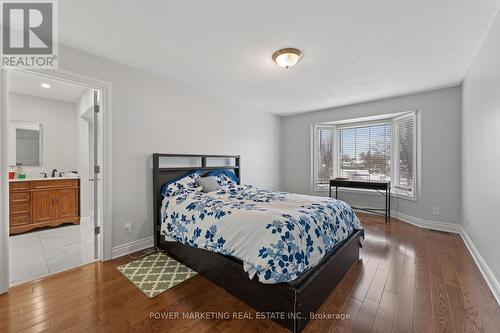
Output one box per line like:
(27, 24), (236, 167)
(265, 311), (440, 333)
(60, 0), (500, 115)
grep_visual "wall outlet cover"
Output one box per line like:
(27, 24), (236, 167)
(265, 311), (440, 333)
(432, 207), (441, 216)
(125, 222), (132, 233)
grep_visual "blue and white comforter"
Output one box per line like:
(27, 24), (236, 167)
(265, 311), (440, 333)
(161, 184), (363, 284)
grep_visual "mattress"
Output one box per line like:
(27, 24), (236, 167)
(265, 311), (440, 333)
(161, 183), (363, 284)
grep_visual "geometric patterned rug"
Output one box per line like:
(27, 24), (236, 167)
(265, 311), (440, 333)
(116, 252), (198, 298)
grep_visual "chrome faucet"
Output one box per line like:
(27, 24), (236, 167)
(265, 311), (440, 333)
(51, 169), (57, 178)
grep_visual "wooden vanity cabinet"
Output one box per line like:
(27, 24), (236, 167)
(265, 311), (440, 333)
(9, 179), (80, 235)
(32, 190), (55, 224)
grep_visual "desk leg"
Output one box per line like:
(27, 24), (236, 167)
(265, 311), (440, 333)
(329, 185), (332, 198)
(385, 188), (388, 223)
(388, 186), (391, 221)
(335, 186), (338, 200)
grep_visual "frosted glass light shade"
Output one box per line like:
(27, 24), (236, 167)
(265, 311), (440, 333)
(272, 48), (302, 68)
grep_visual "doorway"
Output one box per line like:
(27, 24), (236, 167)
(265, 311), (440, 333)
(0, 68), (111, 290)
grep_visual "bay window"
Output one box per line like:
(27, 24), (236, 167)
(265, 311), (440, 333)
(313, 112), (417, 198)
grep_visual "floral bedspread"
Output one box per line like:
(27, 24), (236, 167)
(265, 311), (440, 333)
(160, 185), (363, 284)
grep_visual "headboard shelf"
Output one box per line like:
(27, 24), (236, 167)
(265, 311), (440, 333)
(158, 166), (239, 172)
(152, 153), (241, 247)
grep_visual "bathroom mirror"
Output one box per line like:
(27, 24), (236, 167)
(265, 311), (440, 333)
(9, 120), (43, 166)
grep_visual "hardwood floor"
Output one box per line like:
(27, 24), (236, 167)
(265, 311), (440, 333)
(1, 213), (499, 332)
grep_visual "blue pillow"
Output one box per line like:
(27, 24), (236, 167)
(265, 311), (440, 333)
(160, 171), (200, 196)
(206, 169), (239, 184)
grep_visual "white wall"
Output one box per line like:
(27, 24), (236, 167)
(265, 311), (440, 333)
(462, 12), (500, 297)
(281, 87), (462, 226)
(8, 93), (78, 179)
(57, 45), (282, 249)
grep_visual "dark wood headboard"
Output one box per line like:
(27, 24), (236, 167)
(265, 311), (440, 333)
(152, 153), (240, 247)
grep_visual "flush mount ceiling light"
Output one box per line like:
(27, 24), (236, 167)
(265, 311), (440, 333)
(40, 83), (51, 89)
(272, 48), (302, 69)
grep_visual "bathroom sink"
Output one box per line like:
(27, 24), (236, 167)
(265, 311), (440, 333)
(61, 173), (80, 178)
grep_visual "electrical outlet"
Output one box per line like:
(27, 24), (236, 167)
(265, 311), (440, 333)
(125, 222), (132, 233)
(432, 207), (441, 216)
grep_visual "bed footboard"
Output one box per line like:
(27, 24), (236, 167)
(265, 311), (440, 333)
(159, 230), (362, 332)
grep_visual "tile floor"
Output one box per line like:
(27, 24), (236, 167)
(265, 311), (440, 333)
(9, 218), (96, 286)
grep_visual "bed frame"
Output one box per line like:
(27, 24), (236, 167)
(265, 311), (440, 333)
(153, 153), (362, 332)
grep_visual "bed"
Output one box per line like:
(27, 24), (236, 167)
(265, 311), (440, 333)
(153, 153), (363, 332)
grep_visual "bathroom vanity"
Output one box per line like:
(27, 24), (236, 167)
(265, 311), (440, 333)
(9, 178), (80, 235)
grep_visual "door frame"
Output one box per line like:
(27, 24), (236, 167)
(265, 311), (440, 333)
(0, 67), (113, 293)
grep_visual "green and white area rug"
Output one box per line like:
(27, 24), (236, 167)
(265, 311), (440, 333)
(117, 252), (198, 298)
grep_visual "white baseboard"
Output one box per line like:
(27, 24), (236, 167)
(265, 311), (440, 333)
(355, 209), (462, 234)
(111, 236), (154, 259)
(361, 209), (499, 306)
(381, 210), (499, 306)
(80, 216), (90, 224)
(460, 229), (500, 306)
(390, 210), (462, 234)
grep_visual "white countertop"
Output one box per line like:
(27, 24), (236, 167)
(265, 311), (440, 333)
(9, 176), (80, 182)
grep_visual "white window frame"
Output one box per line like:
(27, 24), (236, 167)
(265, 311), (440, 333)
(391, 112), (418, 200)
(312, 124), (335, 191)
(312, 111), (418, 200)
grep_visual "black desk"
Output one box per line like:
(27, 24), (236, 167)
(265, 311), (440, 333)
(329, 179), (391, 222)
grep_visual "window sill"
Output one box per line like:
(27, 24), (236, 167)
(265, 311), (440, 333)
(313, 186), (417, 201)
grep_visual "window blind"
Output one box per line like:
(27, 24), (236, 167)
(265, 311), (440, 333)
(339, 123), (391, 181)
(315, 126), (334, 187)
(394, 114), (416, 197)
